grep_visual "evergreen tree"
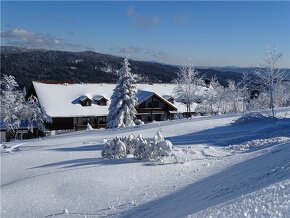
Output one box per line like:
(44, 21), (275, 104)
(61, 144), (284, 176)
(107, 58), (137, 128)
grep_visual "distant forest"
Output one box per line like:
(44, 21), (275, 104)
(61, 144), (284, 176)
(1, 46), (254, 90)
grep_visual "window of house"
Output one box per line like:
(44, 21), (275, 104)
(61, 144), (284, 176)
(99, 116), (106, 124)
(97, 99), (107, 106)
(82, 117), (91, 125)
(80, 97), (92, 106)
(85, 100), (91, 106)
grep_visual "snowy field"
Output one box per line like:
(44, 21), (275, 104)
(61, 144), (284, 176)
(1, 107), (290, 218)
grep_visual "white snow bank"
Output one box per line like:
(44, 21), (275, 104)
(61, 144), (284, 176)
(233, 112), (273, 125)
(190, 179), (290, 218)
(226, 137), (290, 152)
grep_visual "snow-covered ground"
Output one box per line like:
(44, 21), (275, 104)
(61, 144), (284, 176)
(1, 108), (290, 217)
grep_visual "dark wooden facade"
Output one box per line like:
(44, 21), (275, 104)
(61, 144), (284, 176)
(46, 116), (107, 131)
(136, 94), (177, 123)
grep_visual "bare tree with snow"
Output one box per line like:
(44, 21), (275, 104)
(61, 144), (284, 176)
(24, 95), (52, 132)
(106, 58), (138, 128)
(0, 75), (24, 139)
(255, 46), (286, 117)
(173, 64), (204, 117)
(237, 73), (250, 113)
(1, 74), (51, 141)
(202, 76), (225, 115)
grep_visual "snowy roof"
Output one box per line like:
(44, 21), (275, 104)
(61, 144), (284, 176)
(92, 95), (108, 101)
(163, 95), (174, 100)
(78, 95), (90, 101)
(136, 90), (177, 111)
(32, 82), (204, 117)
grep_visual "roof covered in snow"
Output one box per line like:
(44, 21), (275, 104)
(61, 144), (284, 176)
(32, 81), (203, 117)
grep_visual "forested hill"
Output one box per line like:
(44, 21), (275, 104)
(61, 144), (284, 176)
(1, 46), (246, 89)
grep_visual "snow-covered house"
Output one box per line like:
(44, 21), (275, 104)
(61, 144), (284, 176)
(27, 81), (201, 132)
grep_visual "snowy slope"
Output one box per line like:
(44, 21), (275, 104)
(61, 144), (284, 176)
(1, 108), (290, 217)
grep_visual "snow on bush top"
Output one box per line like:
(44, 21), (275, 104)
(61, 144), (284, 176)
(233, 113), (273, 125)
(102, 132), (174, 161)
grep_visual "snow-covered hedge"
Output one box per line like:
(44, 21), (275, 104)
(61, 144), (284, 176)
(233, 112), (274, 125)
(102, 132), (174, 161)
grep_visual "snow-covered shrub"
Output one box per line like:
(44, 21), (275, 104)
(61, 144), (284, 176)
(102, 134), (136, 158)
(134, 119), (144, 126)
(233, 112), (273, 125)
(102, 132), (174, 161)
(134, 132), (173, 161)
(102, 137), (127, 159)
(87, 123), (93, 130)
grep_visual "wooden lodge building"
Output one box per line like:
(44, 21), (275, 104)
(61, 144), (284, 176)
(27, 82), (195, 133)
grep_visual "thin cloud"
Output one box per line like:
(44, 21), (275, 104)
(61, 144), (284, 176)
(116, 46), (142, 54)
(127, 6), (160, 28)
(174, 15), (190, 26)
(112, 46), (171, 60)
(0, 28), (81, 49)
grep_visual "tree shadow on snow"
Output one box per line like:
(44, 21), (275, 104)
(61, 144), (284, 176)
(120, 142), (290, 218)
(48, 144), (104, 152)
(166, 118), (290, 147)
(31, 157), (146, 169)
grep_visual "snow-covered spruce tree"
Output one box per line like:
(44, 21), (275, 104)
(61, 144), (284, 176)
(173, 64), (204, 118)
(106, 58), (138, 128)
(255, 46), (286, 118)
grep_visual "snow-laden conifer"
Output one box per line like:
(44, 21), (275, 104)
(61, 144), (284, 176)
(106, 58), (137, 128)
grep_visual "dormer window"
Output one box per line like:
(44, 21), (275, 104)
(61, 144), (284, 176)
(93, 95), (108, 106)
(79, 95), (92, 106)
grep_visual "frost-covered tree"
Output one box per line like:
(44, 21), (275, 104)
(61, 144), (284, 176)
(226, 80), (241, 113)
(1, 74), (50, 141)
(202, 76), (226, 115)
(255, 46), (286, 117)
(25, 95), (52, 132)
(106, 58), (138, 128)
(173, 64), (204, 117)
(237, 73), (250, 113)
(0, 75), (24, 138)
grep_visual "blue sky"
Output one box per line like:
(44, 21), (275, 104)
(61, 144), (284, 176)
(1, 1), (290, 67)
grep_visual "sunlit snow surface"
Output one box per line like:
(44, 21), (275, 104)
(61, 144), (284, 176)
(1, 107), (290, 218)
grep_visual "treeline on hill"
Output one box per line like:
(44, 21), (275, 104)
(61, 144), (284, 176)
(1, 46), (255, 90)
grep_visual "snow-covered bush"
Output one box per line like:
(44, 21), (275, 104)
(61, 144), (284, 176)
(134, 132), (173, 161)
(233, 112), (273, 125)
(102, 134), (136, 159)
(102, 132), (174, 161)
(87, 123), (93, 130)
(102, 137), (127, 159)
